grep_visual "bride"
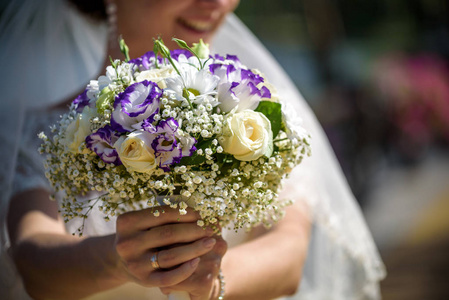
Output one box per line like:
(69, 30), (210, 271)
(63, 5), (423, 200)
(0, 0), (385, 299)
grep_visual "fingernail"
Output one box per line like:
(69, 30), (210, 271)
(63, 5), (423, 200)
(190, 257), (200, 268)
(205, 227), (214, 236)
(203, 238), (216, 248)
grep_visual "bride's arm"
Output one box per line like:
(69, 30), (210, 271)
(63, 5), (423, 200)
(7, 189), (123, 299)
(221, 200), (310, 300)
(7, 188), (216, 300)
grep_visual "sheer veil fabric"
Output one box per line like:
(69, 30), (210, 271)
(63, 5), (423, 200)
(0, 0), (385, 299)
(213, 15), (386, 299)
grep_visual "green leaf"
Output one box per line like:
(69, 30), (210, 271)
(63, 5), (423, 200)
(178, 152), (206, 166)
(215, 153), (239, 174)
(255, 101), (283, 138)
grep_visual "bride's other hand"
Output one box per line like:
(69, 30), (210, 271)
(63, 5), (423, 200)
(159, 234), (228, 300)
(114, 206), (217, 288)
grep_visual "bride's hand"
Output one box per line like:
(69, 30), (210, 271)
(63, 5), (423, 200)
(159, 234), (228, 300)
(114, 206), (217, 288)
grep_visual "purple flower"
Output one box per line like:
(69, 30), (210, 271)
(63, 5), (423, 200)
(130, 51), (161, 70)
(85, 126), (122, 165)
(209, 63), (236, 81)
(218, 81), (263, 112)
(212, 54), (224, 61)
(141, 118), (157, 133)
(261, 86), (271, 98)
(130, 49), (193, 71)
(210, 62), (269, 112)
(177, 134), (197, 157)
(111, 80), (162, 132)
(240, 69), (264, 85)
(72, 89), (90, 112)
(151, 118), (179, 152)
(226, 54), (240, 63)
(170, 49), (193, 61)
(146, 118), (197, 171)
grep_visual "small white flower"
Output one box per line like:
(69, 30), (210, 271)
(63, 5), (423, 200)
(182, 190), (191, 197)
(254, 181), (263, 189)
(201, 130), (210, 138)
(154, 181), (163, 189)
(193, 176), (202, 184)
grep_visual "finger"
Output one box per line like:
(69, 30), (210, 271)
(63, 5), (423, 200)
(159, 268), (217, 299)
(144, 223), (215, 249)
(148, 258), (201, 288)
(158, 237), (217, 269)
(116, 206), (200, 234)
(212, 236), (228, 257)
(116, 223), (214, 257)
(117, 236), (215, 283)
(159, 248), (224, 296)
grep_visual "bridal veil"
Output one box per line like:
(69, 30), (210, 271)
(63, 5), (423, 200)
(0, 0), (385, 299)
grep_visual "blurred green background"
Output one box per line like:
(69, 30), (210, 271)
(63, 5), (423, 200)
(236, 1), (449, 299)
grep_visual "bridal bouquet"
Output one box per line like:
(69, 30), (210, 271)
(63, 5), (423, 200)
(39, 38), (311, 235)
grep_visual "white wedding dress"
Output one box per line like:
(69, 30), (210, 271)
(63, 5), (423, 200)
(0, 1), (385, 299)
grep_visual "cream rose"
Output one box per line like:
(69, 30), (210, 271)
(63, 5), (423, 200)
(135, 66), (175, 89)
(60, 106), (96, 154)
(219, 110), (273, 161)
(114, 131), (157, 174)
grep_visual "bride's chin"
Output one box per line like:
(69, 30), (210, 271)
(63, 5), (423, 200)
(175, 19), (216, 44)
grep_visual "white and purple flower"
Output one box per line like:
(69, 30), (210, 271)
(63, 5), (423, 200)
(72, 89), (91, 113)
(111, 80), (162, 132)
(85, 126), (122, 165)
(210, 63), (271, 112)
(146, 118), (197, 171)
(131, 49), (192, 71)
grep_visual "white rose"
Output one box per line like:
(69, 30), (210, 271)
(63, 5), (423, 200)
(219, 110), (273, 161)
(114, 131), (157, 174)
(60, 106), (96, 153)
(135, 66), (176, 89)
